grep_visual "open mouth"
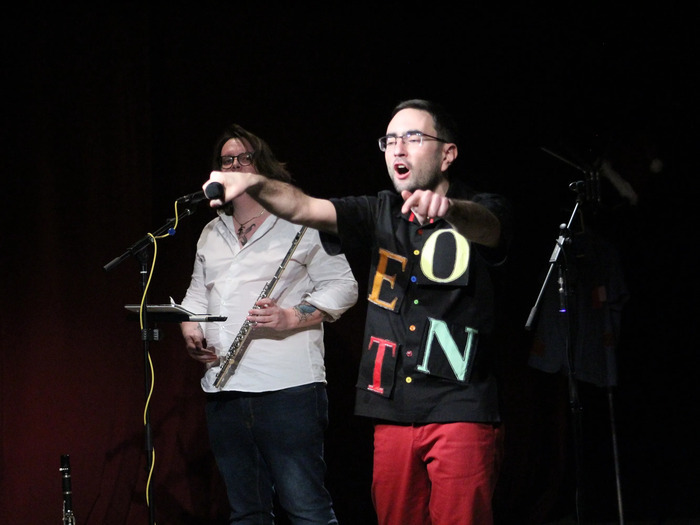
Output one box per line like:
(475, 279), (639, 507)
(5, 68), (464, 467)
(394, 163), (410, 178)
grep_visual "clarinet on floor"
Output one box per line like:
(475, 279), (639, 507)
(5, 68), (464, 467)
(60, 454), (76, 525)
(213, 226), (308, 389)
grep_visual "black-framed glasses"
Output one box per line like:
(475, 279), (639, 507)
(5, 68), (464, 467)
(378, 131), (447, 152)
(220, 151), (255, 169)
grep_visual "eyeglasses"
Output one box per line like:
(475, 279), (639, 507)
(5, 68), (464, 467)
(378, 131), (447, 152)
(220, 151), (255, 169)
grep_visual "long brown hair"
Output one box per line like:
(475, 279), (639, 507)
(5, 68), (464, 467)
(212, 123), (292, 183)
(212, 124), (292, 215)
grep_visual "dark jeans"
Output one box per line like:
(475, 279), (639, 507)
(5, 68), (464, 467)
(206, 383), (338, 525)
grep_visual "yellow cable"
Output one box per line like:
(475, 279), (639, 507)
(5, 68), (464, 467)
(135, 199), (183, 523)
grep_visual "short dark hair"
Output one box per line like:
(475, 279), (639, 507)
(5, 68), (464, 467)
(212, 123), (292, 183)
(391, 99), (459, 146)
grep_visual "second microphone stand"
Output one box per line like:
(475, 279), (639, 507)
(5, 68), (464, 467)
(526, 186), (585, 523)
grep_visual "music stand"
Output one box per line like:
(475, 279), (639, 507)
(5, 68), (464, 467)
(124, 303), (226, 324)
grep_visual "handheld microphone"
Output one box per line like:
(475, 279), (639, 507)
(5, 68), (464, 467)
(176, 182), (225, 205)
(204, 181), (225, 201)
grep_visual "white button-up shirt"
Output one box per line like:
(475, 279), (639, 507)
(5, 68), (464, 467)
(181, 212), (358, 393)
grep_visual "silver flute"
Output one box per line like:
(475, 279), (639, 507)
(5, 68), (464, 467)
(213, 226), (308, 389)
(60, 454), (76, 525)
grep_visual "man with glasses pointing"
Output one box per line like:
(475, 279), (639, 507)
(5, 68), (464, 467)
(204, 100), (513, 525)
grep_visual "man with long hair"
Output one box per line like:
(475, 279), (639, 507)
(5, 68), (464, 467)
(181, 124), (358, 524)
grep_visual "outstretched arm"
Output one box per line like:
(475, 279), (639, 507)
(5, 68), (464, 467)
(205, 171), (339, 235)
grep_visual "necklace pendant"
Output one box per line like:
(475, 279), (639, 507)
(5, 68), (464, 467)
(234, 208), (264, 246)
(238, 223), (255, 246)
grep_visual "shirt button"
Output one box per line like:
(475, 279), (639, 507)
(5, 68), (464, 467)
(411, 276), (417, 283)
(413, 299), (419, 305)
(405, 377), (412, 383)
(409, 325), (416, 331)
(413, 249), (420, 255)
(406, 350), (413, 357)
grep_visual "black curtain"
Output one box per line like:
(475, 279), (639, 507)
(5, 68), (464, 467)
(2, 4), (697, 524)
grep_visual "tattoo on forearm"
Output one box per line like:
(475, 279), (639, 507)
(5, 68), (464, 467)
(293, 302), (318, 323)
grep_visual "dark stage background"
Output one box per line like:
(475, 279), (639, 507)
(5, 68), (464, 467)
(2, 4), (697, 524)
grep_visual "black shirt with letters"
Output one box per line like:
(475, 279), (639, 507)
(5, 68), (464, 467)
(321, 179), (511, 424)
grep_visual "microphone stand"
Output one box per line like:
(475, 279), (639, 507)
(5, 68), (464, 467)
(526, 183), (584, 524)
(532, 147), (625, 524)
(104, 204), (200, 525)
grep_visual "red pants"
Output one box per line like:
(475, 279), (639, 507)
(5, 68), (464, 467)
(372, 422), (503, 525)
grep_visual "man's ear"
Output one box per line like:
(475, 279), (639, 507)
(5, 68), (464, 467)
(441, 143), (458, 171)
